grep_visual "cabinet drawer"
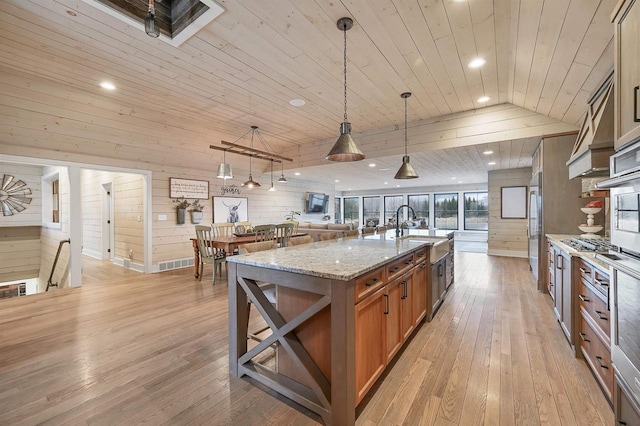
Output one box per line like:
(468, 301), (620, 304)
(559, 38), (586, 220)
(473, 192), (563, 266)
(578, 314), (613, 401)
(592, 267), (610, 298)
(387, 254), (414, 282)
(413, 248), (427, 264)
(578, 281), (610, 340)
(577, 258), (594, 285)
(355, 267), (386, 303)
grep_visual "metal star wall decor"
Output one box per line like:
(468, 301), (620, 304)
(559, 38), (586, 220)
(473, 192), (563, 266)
(1, 174), (32, 216)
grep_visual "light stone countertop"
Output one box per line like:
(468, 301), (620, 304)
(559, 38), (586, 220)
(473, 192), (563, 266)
(546, 234), (610, 271)
(226, 238), (432, 281)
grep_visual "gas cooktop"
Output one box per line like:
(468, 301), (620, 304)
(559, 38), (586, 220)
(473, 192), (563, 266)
(559, 237), (617, 252)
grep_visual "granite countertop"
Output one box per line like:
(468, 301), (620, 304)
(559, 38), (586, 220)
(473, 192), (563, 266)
(226, 238), (431, 281)
(546, 234), (610, 271)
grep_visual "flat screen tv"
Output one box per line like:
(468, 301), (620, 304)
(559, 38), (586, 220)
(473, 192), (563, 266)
(306, 193), (329, 213)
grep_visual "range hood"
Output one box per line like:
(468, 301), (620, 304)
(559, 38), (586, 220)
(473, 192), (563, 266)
(567, 71), (615, 179)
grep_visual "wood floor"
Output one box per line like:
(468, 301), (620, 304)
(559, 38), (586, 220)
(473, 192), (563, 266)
(0, 253), (613, 425)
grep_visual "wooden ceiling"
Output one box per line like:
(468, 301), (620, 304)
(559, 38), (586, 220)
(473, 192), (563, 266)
(0, 0), (616, 190)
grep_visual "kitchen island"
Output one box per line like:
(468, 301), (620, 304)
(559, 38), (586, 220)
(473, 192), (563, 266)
(227, 237), (433, 425)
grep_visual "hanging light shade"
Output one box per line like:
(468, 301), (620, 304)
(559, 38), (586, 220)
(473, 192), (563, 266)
(277, 159), (287, 183)
(394, 92), (419, 179)
(268, 160), (277, 192)
(217, 149), (233, 179)
(326, 17), (365, 162)
(144, 0), (160, 38)
(242, 126), (261, 189)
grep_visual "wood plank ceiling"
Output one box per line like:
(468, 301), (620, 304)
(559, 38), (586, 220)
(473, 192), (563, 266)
(0, 0), (617, 190)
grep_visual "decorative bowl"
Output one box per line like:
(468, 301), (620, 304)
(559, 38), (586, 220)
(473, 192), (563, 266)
(578, 225), (603, 233)
(581, 207), (602, 215)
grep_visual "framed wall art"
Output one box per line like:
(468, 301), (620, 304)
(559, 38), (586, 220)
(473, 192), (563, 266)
(169, 178), (209, 199)
(213, 196), (248, 224)
(501, 186), (527, 219)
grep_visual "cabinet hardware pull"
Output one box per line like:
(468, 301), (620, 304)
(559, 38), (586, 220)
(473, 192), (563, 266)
(618, 420), (627, 425)
(405, 260), (412, 265)
(579, 267), (590, 275)
(594, 278), (609, 287)
(635, 86), (640, 122)
(384, 294), (389, 314)
(365, 278), (379, 287)
(595, 310), (608, 321)
(578, 294), (590, 302)
(390, 267), (399, 273)
(579, 332), (590, 342)
(595, 356), (609, 369)
(438, 264), (443, 277)
(401, 280), (408, 299)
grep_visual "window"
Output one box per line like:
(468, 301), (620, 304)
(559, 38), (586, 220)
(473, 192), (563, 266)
(343, 197), (359, 226)
(362, 196), (380, 227)
(384, 195), (403, 226)
(464, 192), (488, 230)
(42, 171), (61, 228)
(408, 194), (429, 226)
(334, 197), (342, 224)
(52, 179), (59, 223)
(434, 193), (458, 229)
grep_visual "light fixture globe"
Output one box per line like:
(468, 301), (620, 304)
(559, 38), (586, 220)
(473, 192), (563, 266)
(326, 17), (365, 162)
(242, 174), (260, 189)
(216, 149), (233, 179)
(394, 92), (419, 179)
(394, 155), (419, 179)
(144, 0), (159, 38)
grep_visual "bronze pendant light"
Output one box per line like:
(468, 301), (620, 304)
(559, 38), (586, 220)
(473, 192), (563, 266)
(277, 160), (287, 183)
(326, 17), (365, 162)
(242, 126), (261, 189)
(394, 92), (419, 179)
(144, 0), (160, 38)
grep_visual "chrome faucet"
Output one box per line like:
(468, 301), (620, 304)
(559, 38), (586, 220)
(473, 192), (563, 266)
(395, 204), (417, 238)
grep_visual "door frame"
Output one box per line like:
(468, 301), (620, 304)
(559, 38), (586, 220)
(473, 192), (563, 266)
(101, 182), (114, 260)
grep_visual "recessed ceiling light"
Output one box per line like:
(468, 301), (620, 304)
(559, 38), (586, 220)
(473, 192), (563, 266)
(384, 181), (388, 185)
(369, 163), (376, 167)
(451, 177), (456, 179)
(289, 99), (305, 107)
(335, 179), (340, 183)
(294, 172), (300, 176)
(348, 188), (351, 190)
(379, 168), (390, 171)
(396, 185), (400, 187)
(66, 10), (77, 16)
(100, 81), (116, 91)
(468, 57), (486, 68)
(488, 161), (496, 165)
(477, 96), (490, 103)
(483, 150), (493, 155)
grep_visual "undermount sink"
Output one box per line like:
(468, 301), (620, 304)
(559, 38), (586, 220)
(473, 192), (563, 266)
(397, 235), (449, 263)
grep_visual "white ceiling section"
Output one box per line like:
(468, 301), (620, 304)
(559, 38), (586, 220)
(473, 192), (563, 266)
(0, 0), (616, 191)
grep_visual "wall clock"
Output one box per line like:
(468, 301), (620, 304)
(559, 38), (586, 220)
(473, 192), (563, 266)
(1, 174), (32, 216)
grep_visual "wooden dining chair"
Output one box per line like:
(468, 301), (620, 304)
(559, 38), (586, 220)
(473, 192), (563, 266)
(234, 221), (252, 234)
(212, 222), (234, 237)
(240, 240), (277, 254)
(254, 224), (275, 242)
(289, 235), (314, 245)
(376, 225), (388, 234)
(275, 223), (295, 247)
(195, 225), (226, 285)
(361, 227), (376, 236)
(320, 232), (338, 241)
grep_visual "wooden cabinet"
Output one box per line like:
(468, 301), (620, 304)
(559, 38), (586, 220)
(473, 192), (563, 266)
(354, 246), (430, 405)
(576, 257), (612, 403)
(615, 373), (640, 426)
(549, 243), (573, 348)
(547, 240), (556, 299)
(446, 239), (454, 289)
(614, 0), (640, 150)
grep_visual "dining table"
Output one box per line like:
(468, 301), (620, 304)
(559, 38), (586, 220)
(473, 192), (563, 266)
(190, 233), (307, 278)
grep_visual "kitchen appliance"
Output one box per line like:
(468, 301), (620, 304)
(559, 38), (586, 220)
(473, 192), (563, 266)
(559, 237), (617, 252)
(596, 140), (640, 409)
(528, 133), (585, 292)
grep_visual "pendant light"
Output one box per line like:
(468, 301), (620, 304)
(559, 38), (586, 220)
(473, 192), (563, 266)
(394, 92), (419, 179)
(268, 160), (277, 191)
(242, 126), (261, 189)
(144, 0), (160, 38)
(217, 148), (233, 179)
(277, 160), (287, 183)
(326, 17), (365, 162)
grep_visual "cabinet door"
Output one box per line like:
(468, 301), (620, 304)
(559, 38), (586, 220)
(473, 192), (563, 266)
(615, 0), (640, 149)
(438, 259), (447, 302)
(430, 262), (442, 318)
(554, 251), (562, 321)
(400, 273), (414, 341)
(446, 251), (454, 289)
(413, 262), (428, 326)
(561, 252), (573, 344)
(355, 286), (387, 405)
(548, 244), (555, 299)
(386, 278), (403, 362)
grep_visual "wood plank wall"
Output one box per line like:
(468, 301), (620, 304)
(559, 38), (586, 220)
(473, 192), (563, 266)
(0, 226), (40, 283)
(488, 167), (532, 258)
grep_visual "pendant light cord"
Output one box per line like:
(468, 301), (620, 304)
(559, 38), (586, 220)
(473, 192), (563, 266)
(404, 95), (408, 156)
(148, 0), (155, 15)
(343, 24), (348, 123)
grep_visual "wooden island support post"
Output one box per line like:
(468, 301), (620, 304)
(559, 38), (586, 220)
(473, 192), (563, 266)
(227, 238), (434, 425)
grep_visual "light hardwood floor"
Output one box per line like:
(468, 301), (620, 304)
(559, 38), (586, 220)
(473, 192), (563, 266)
(0, 253), (613, 425)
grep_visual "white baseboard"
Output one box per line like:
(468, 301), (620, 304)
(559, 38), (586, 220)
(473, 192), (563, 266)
(112, 257), (144, 273)
(82, 248), (103, 260)
(487, 249), (528, 258)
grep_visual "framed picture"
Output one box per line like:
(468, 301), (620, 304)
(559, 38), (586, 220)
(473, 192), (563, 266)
(170, 178), (209, 199)
(501, 186), (527, 219)
(213, 196), (248, 223)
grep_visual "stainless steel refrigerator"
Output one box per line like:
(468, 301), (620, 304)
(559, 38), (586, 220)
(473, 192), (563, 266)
(527, 133), (584, 292)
